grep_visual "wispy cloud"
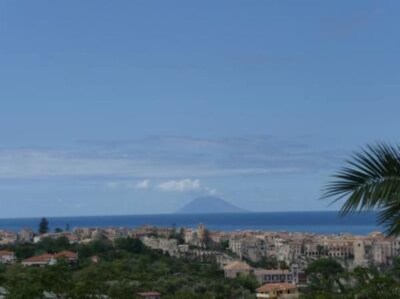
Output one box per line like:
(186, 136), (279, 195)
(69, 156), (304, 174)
(157, 179), (201, 192)
(105, 179), (150, 190)
(135, 179), (150, 189)
(105, 178), (216, 196)
(0, 136), (346, 180)
(156, 179), (218, 196)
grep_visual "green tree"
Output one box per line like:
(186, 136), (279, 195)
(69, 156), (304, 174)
(14, 243), (36, 260)
(39, 217), (49, 234)
(36, 236), (70, 253)
(304, 258), (345, 296)
(5, 265), (44, 299)
(70, 264), (108, 298)
(115, 237), (145, 254)
(323, 143), (400, 236)
(203, 229), (212, 248)
(233, 275), (259, 292)
(249, 256), (278, 269)
(39, 260), (73, 298)
(176, 227), (185, 245)
(107, 280), (139, 299)
(348, 266), (400, 299)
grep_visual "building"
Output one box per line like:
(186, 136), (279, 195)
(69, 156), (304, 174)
(229, 235), (266, 261)
(223, 260), (253, 278)
(197, 223), (206, 242)
(0, 231), (17, 245)
(142, 237), (178, 256)
(254, 269), (295, 285)
(22, 251), (78, 267)
(53, 251), (78, 263)
(18, 228), (34, 243)
(0, 250), (16, 264)
(22, 253), (55, 267)
(256, 283), (299, 299)
(137, 291), (161, 299)
(90, 255), (99, 263)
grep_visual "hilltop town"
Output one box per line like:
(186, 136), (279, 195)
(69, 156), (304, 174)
(2, 224), (398, 269)
(0, 223), (399, 298)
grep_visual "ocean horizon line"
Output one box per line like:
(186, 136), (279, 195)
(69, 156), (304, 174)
(0, 211), (381, 235)
(0, 210), (368, 221)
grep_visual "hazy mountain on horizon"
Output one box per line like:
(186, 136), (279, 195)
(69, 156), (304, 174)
(176, 196), (247, 214)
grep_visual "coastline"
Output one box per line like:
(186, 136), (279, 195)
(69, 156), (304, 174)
(0, 211), (381, 235)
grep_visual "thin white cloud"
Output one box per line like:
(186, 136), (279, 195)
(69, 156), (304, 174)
(105, 179), (151, 190)
(156, 179), (219, 196)
(0, 136), (342, 180)
(105, 182), (119, 189)
(205, 187), (218, 196)
(157, 179), (201, 192)
(0, 149), (303, 179)
(134, 179), (150, 189)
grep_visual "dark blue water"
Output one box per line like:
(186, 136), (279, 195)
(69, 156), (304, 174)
(0, 212), (381, 235)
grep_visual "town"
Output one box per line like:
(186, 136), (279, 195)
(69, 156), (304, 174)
(0, 221), (399, 298)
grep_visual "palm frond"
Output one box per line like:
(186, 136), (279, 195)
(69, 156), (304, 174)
(322, 143), (400, 236)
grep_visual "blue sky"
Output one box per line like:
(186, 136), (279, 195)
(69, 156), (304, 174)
(0, 1), (399, 217)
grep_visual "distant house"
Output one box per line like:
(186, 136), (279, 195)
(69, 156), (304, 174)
(90, 255), (100, 264)
(22, 251), (78, 267)
(0, 250), (16, 264)
(256, 283), (299, 299)
(137, 291), (161, 299)
(223, 260), (253, 278)
(53, 251), (78, 263)
(22, 253), (54, 267)
(254, 269), (295, 285)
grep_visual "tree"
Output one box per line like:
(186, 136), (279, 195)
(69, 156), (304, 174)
(115, 237), (145, 254)
(5, 265), (44, 299)
(323, 143), (400, 236)
(39, 217), (49, 234)
(305, 258), (345, 296)
(14, 243), (36, 260)
(177, 227), (185, 245)
(249, 256), (278, 269)
(36, 236), (70, 253)
(348, 266), (400, 299)
(39, 260), (73, 298)
(202, 229), (212, 248)
(169, 223), (177, 239)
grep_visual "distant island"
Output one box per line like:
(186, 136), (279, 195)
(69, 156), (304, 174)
(176, 196), (247, 214)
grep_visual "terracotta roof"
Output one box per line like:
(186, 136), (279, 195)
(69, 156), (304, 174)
(23, 253), (53, 263)
(223, 261), (253, 270)
(22, 251), (77, 264)
(257, 283), (297, 293)
(54, 251), (77, 259)
(137, 291), (161, 296)
(0, 250), (14, 256)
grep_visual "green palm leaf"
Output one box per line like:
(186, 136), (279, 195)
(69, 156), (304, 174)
(322, 143), (400, 236)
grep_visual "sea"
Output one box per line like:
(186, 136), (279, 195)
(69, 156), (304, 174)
(0, 211), (382, 235)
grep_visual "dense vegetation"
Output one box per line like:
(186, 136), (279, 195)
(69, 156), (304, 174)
(301, 258), (400, 299)
(1, 236), (400, 298)
(0, 237), (257, 299)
